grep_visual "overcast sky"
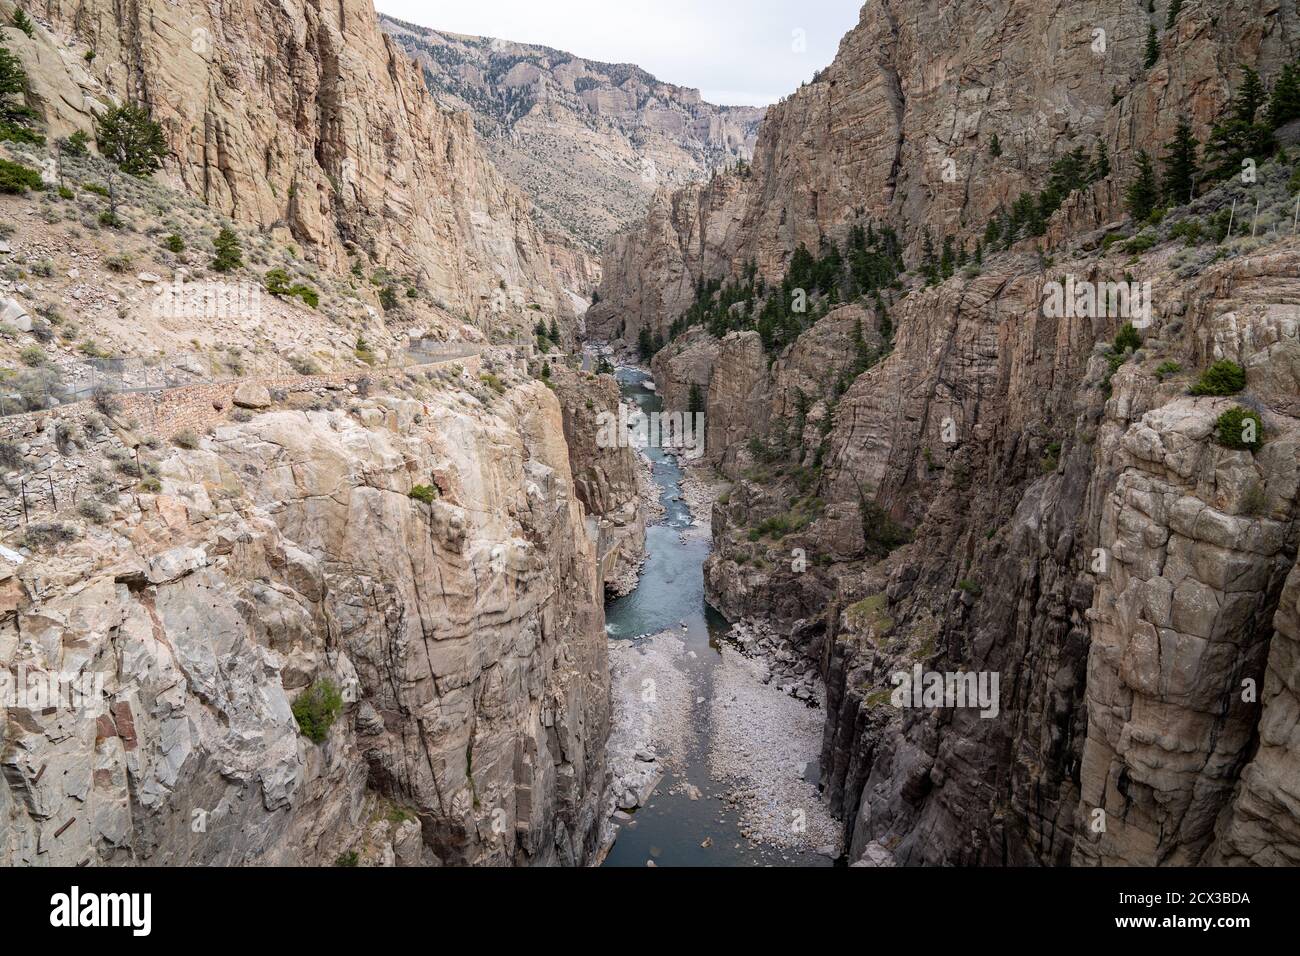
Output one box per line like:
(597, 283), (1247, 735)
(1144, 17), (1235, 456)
(374, 0), (863, 106)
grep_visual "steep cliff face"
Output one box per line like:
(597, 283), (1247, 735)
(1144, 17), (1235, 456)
(0, 375), (609, 865)
(590, 0), (1300, 344)
(380, 16), (763, 253)
(650, 229), (1300, 866)
(616, 0), (1300, 867)
(546, 363), (648, 596)
(23, 0), (569, 338)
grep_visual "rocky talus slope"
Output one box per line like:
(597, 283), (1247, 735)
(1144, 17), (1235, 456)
(14, 0), (570, 339)
(603, 1), (1300, 866)
(380, 16), (764, 256)
(589, 0), (1299, 344)
(0, 364), (614, 865)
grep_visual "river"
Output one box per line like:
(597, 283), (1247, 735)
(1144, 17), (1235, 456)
(600, 366), (834, 867)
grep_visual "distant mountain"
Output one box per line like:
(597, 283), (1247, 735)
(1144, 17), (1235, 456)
(380, 15), (765, 253)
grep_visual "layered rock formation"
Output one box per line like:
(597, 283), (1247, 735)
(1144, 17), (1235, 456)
(647, 230), (1300, 867)
(608, 1), (1300, 867)
(546, 363), (647, 596)
(20, 0), (570, 338)
(380, 15), (764, 252)
(590, 0), (1300, 344)
(0, 374), (610, 865)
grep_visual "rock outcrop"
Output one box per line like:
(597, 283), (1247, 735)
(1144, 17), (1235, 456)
(23, 0), (570, 339)
(546, 363), (648, 596)
(590, 0), (1300, 345)
(381, 16), (764, 252)
(0, 376), (610, 865)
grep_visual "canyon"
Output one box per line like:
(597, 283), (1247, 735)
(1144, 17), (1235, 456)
(2, 0), (1299, 870)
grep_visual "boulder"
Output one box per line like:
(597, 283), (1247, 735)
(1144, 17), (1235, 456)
(232, 382), (272, 409)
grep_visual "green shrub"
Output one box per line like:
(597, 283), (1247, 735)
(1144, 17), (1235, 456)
(1169, 219), (1202, 246)
(163, 233), (185, 253)
(77, 498), (109, 523)
(172, 428), (199, 449)
(292, 678), (344, 744)
(0, 157), (43, 194)
(60, 130), (90, 157)
(334, 851), (359, 867)
(56, 185), (73, 199)
(957, 579), (983, 596)
(1040, 440), (1062, 472)
(1113, 322), (1142, 353)
(860, 496), (910, 556)
(1124, 233), (1156, 254)
(408, 484), (439, 504)
(83, 182), (110, 197)
(1154, 360), (1182, 380)
(1190, 360), (1246, 396)
(378, 286), (399, 310)
(289, 284), (318, 308)
(0, 120), (44, 145)
(264, 267), (292, 295)
(1215, 406), (1263, 451)
(105, 253), (133, 273)
(19, 344), (45, 367)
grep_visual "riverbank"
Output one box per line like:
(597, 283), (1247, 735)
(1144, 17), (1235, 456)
(599, 364), (839, 866)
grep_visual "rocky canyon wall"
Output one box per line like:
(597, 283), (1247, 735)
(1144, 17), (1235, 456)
(19, 0), (570, 338)
(621, 0), (1300, 866)
(590, 0), (1300, 345)
(0, 374), (611, 865)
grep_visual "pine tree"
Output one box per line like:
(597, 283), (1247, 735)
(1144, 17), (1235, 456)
(1268, 62), (1300, 130)
(10, 8), (34, 38)
(921, 228), (937, 284)
(1090, 140), (1111, 181)
(1204, 66), (1275, 182)
(989, 133), (1002, 157)
(1161, 118), (1198, 204)
(1165, 0), (1182, 30)
(1144, 24), (1159, 69)
(1126, 149), (1159, 222)
(1234, 67), (1266, 124)
(983, 215), (1001, 248)
(0, 41), (36, 130)
(95, 103), (168, 176)
(687, 382), (704, 415)
(211, 227), (243, 273)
